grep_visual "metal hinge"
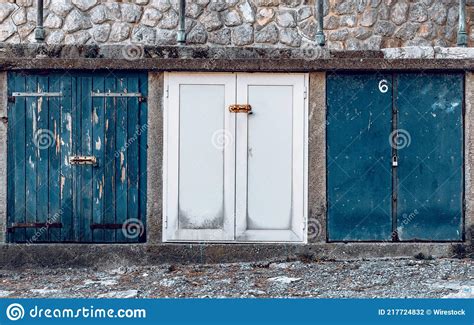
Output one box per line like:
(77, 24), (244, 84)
(166, 86), (169, 98)
(164, 216), (168, 229)
(304, 87), (307, 99)
(91, 92), (146, 102)
(9, 92), (63, 103)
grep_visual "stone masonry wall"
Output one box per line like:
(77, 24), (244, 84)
(0, 0), (472, 50)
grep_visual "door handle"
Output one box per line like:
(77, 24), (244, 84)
(229, 104), (252, 114)
(69, 155), (97, 166)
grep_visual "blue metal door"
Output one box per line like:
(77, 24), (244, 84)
(327, 72), (464, 242)
(7, 72), (147, 243)
(327, 73), (393, 241)
(395, 73), (463, 241)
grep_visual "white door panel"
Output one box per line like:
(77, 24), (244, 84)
(164, 73), (307, 242)
(235, 74), (307, 242)
(164, 73), (236, 241)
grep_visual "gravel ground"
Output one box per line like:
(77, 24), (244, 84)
(0, 258), (473, 298)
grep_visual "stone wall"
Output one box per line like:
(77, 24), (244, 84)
(0, 0), (472, 51)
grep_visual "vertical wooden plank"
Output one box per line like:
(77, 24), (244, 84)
(92, 76), (105, 242)
(138, 73), (148, 242)
(9, 74), (26, 242)
(115, 76), (128, 242)
(104, 76), (116, 242)
(127, 75), (140, 242)
(81, 76), (93, 242)
(49, 75), (62, 242)
(36, 76), (49, 242)
(61, 76), (74, 242)
(24, 76), (37, 242)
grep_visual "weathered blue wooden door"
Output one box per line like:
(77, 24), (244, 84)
(395, 73), (463, 241)
(327, 73), (393, 241)
(7, 72), (147, 243)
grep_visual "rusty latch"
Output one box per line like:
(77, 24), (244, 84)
(229, 104), (252, 114)
(69, 155), (97, 166)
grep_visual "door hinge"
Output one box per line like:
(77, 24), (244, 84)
(304, 87), (307, 99)
(164, 216), (168, 228)
(166, 86), (169, 98)
(302, 221), (306, 231)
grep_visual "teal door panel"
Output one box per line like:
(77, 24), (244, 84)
(7, 72), (147, 243)
(396, 73), (463, 241)
(327, 73), (393, 241)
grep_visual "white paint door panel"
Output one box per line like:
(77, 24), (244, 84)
(164, 73), (236, 241)
(164, 73), (307, 242)
(236, 74), (307, 242)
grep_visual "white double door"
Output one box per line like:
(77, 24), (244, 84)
(164, 73), (308, 242)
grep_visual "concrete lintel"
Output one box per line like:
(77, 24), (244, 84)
(0, 243), (467, 269)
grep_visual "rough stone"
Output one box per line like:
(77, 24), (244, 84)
(279, 28), (301, 47)
(391, 1), (409, 26)
(90, 5), (107, 24)
(232, 23), (253, 46)
(0, 20), (16, 42)
(0, 3), (16, 24)
(44, 13), (63, 29)
(408, 3), (428, 23)
(121, 3), (143, 23)
(104, 3), (122, 21)
(329, 28), (349, 41)
(255, 23), (279, 44)
(255, 0), (280, 6)
(429, 2), (447, 25)
(72, 0), (97, 12)
(92, 24), (111, 43)
(141, 8), (162, 27)
(224, 10), (242, 27)
(418, 22), (436, 40)
(12, 8), (27, 26)
(187, 23), (208, 44)
(65, 30), (90, 44)
(374, 20), (396, 36)
(15, 0), (33, 6)
(256, 8), (275, 26)
(277, 11), (296, 28)
(339, 15), (357, 28)
(394, 22), (420, 40)
(201, 11), (222, 31)
(360, 9), (377, 27)
(155, 29), (176, 45)
(352, 27), (372, 40)
(51, 0), (74, 17)
(185, 2), (203, 19)
(280, 0), (301, 7)
(17, 21), (35, 39)
(109, 23), (131, 42)
(297, 7), (312, 22)
(382, 46), (435, 59)
(238, 1), (255, 23)
(208, 28), (231, 45)
(63, 9), (92, 33)
(131, 25), (156, 44)
(324, 16), (339, 30)
(447, 7), (458, 27)
(46, 30), (65, 44)
(150, 0), (171, 12)
(136, 0), (150, 4)
(299, 18), (317, 40)
(157, 9), (178, 29)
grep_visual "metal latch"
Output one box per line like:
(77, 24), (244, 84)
(229, 104), (252, 114)
(69, 155), (97, 166)
(392, 155), (398, 167)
